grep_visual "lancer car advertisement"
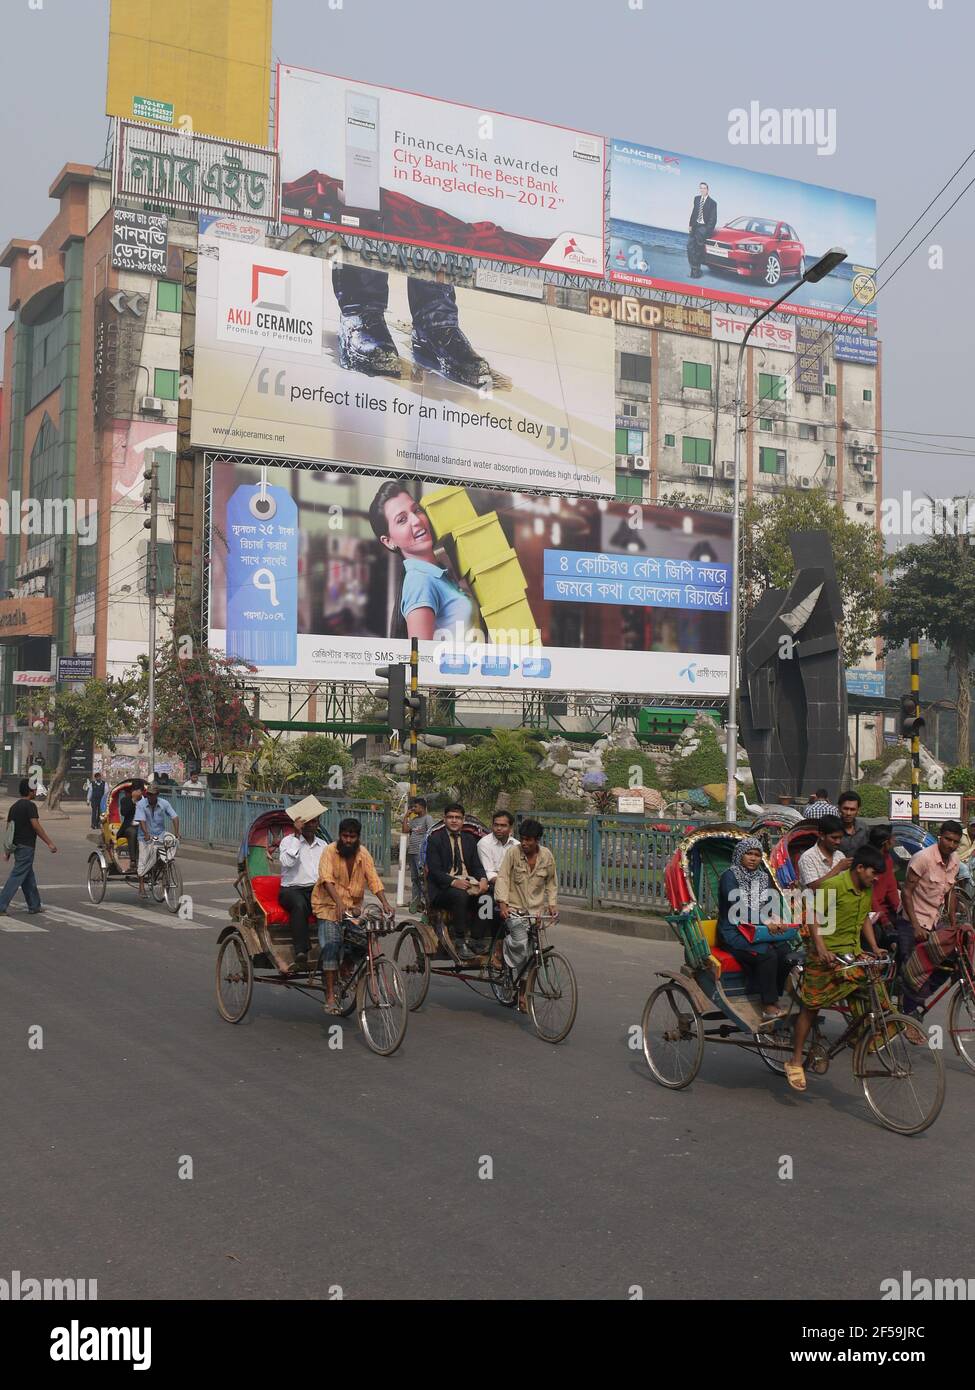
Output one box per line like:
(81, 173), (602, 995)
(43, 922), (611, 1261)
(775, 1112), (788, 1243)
(608, 139), (877, 325)
(276, 66), (605, 274)
(190, 241), (616, 494)
(207, 461), (732, 694)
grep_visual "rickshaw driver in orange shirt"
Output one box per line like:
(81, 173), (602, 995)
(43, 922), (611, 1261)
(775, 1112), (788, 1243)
(312, 818), (394, 1014)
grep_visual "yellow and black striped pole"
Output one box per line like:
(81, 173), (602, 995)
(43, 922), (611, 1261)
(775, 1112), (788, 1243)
(911, 638), (920, 826)
(409, 636), (419, 802)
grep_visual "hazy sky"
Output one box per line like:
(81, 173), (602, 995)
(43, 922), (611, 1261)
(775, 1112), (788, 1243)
(2, 0), (973, 505)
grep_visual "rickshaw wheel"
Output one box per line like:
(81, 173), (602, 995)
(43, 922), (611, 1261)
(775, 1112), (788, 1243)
(163, 862), (183, 914)
(642, 981), (704, 1089)
(321, 956), (358, 1017)
(150, 864), (166, 904)
(356, 958), (408, 1056)
(525, 951), (578, 1043)
(855, 1011), (945, 1136)
(216, 931), (253, 1023)
(86, 854), (107, 905)
(490, 967), (517, 1008)
(393, 926), (430, 1011)
(948, 982), (975, 1073)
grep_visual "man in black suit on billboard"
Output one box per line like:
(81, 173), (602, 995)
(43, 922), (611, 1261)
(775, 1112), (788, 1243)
(687, 182), (717, 278)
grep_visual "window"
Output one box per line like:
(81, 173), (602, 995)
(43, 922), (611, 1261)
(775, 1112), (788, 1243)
(863, 388), (873, 402)
(27, 415), (62, 545)
(825, 382), (837, 397)
(759, 417), (773, 433)
(663, 433), (675, 448)
(157, 280), (182, 314)
(681, 360), (711, 390)
(620, 352), (651, 385)
(798, 423), (818, 441)
(27, 292), (66, 409)
(146, 448), (176, 504)
(615, 427), (629, 455)
(759, 447), (786, 475)
(758, 372), (788, 403)
(621, 401), (638, 419)
(682, 436), (712, 467)
(153, 368), (179, 400)
(825, 454), (835, 468)
(615, 472), (643, 500)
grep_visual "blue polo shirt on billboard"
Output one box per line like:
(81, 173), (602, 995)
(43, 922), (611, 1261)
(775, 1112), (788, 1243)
(401, 558), (472, 637)
(134, 797), (176, 838)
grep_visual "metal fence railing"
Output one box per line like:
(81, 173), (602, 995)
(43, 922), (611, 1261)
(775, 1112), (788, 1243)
(176, 796), (697, 910)
(171, 792), (393, 873)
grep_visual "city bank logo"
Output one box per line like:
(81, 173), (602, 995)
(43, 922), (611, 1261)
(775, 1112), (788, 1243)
(216, 242), (324, 356)
(544, 232), (599, 273)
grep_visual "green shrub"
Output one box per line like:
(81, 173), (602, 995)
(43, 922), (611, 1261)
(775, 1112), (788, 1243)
(667, 725), (726, 791)
(353, 773), (393, 804)
(856, 783), (891, 817)
(603, 747), (661, 791)
(944, 765), (975, 797)
(524, 767), (586, 813)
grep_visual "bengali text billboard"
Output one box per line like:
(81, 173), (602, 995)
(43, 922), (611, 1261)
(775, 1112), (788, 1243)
(207, 461), (732, 695)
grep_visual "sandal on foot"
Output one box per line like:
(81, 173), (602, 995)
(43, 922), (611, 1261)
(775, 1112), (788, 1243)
(784, 1062), (807, 1092)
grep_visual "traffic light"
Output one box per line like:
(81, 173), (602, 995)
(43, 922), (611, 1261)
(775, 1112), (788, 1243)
(375, 662), (408, 734)
(900, 693), (925, 739)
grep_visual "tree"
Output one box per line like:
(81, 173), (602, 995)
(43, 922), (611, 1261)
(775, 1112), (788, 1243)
(452, 730), (537, 818)
(740, 489), (885, 665)
(880, 526), (975, 766)
(145, 637), (259, 773)
(18, 677), (139, 810)
(286, 735), (352, 794)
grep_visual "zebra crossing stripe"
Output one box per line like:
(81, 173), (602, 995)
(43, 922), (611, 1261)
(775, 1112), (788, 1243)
(0, 918), (49, 932)
(43, 906), (132, 932)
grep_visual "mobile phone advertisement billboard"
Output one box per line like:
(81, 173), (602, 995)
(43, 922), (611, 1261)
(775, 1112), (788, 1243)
(276, 66), (605, 275)
(608, 138), (877, 325)
(190, 241), (616, 495)
(207, 461), (732, 696)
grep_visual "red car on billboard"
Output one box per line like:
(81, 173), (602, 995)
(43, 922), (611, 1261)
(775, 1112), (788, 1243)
(704, 217), (806, 287)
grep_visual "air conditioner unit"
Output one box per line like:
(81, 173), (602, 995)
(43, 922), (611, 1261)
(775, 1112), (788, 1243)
(634, 456), (650, 472)
(850, 436), (861, 448)
(694, 464), (714, 479)
(862, 471), (876, 486)
(722, 461), (736, 480)
(615, 454), (628, 469)
(141, 396), (164, 415)
(799, 476), (813, 489)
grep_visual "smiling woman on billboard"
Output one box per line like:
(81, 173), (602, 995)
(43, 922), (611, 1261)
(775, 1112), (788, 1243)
(368, 480), (474, 641)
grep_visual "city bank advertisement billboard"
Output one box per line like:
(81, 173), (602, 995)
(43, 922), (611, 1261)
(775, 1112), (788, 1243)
(276, 66), (605, 275)
(608, 138), (877, 326)
(190, 241), (616, 494)
(207, 461), (732, 695)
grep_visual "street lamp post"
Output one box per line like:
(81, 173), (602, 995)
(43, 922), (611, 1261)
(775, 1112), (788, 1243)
(724, 247), (848, 822)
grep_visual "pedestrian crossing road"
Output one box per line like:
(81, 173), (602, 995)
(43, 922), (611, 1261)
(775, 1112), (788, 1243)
(0, 880), (237, 933)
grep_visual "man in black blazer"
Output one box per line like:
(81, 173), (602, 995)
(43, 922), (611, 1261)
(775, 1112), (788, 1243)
(426, 802), (489, 960)
(687, 181), (717, 278)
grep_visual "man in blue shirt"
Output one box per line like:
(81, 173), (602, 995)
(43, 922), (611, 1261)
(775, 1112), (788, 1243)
(133, 784), (180, 899)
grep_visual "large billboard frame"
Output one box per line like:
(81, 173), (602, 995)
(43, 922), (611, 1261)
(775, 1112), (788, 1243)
(274, 64), (607, 277)
(201, 452), (733, 699)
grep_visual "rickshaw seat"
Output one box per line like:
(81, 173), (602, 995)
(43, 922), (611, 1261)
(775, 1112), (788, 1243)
(250, 875), (290, 926)
(697, 918), (743, 974)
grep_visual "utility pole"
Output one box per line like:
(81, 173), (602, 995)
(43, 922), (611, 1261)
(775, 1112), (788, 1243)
(910, 638), (921, 826)
(409, 636), (419, 802)
(143, 452), (159, 781)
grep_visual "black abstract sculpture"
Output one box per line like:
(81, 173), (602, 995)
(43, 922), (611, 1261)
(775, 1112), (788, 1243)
(739, 530), (848, 803)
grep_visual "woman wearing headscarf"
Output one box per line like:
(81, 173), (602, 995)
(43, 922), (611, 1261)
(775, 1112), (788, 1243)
(717, 837), (799, 1019)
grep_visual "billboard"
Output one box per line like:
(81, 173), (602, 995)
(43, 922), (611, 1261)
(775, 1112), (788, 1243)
(111, 210), (169, 276)
(106, 0), (272, 146)
(276, 66), (605, 275)
(190, 242), (616, 494)
(207, 461), (732, 695)
(833, 330), (878, 365)
(608, 138), (877, 325)
(114, 121), (280, 221)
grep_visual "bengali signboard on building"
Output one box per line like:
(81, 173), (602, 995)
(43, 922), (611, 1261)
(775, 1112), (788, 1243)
(588, 291), (711, 337)
(795, 317), (825, 393)
(93, 290), (148, 428)
(111, 209), (169, 276)
(845, 667), (886, 698)
(711, 310), (795, 352)
(58, 655), (95, 682)
(115, 121), (280, 221)
(833, 329), (878, 365)
(276, 66), (605, 275)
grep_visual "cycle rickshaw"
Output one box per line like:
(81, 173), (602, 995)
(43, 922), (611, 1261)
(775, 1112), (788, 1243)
(86, 778), (183, 912)
(392, 814), (578, 1044)
(641, 824), (945, 1134)
(215, 808), (408, 1056)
